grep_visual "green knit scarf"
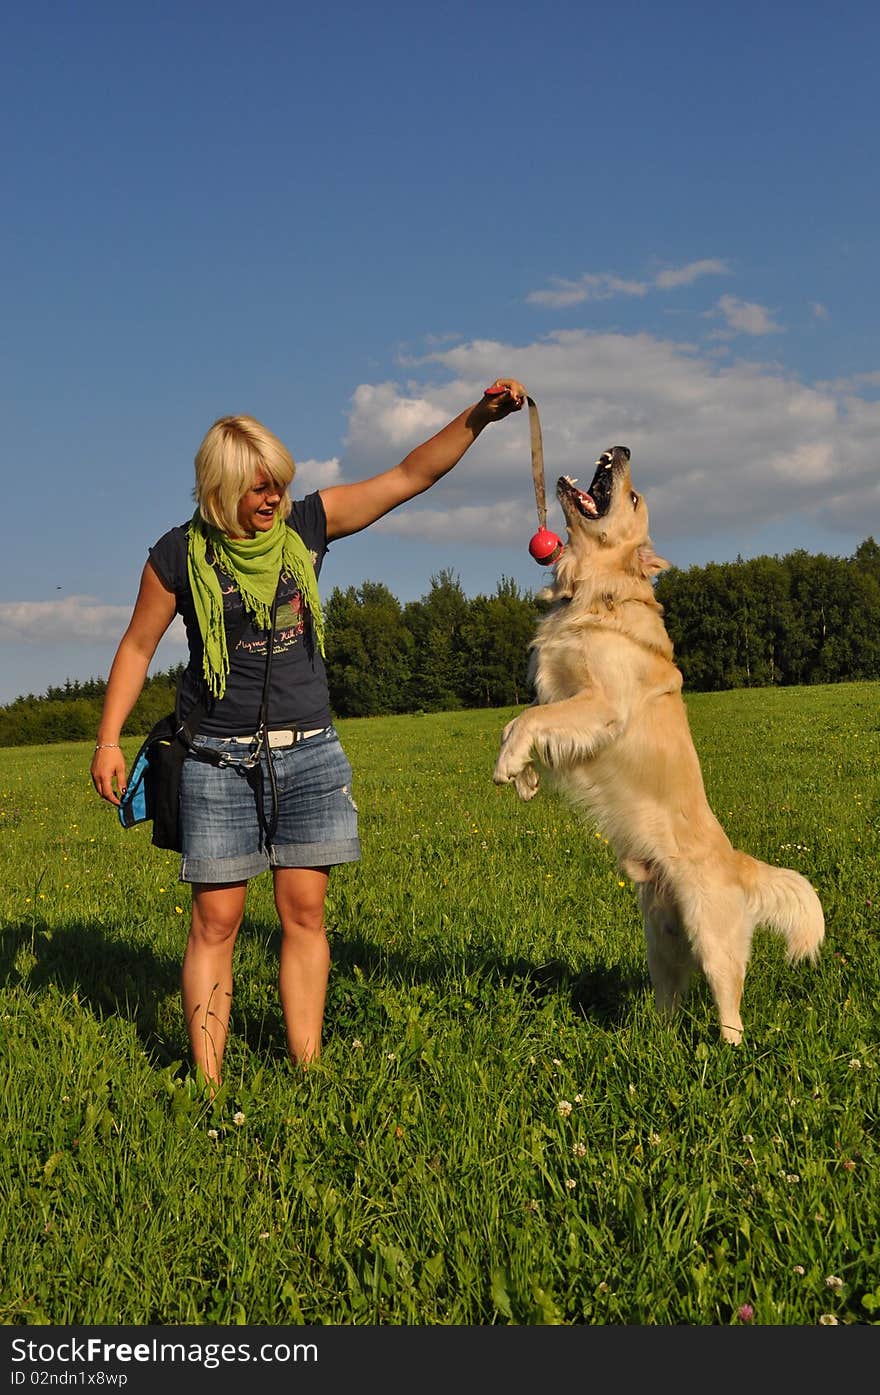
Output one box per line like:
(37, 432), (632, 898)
(187, 511), (325, 699)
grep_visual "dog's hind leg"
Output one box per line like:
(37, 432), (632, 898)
(682, 893), (753, 1045)
(639, 882), (696, 1022)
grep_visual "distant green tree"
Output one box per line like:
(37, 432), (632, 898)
(853, 536), (880, 587)
(403, 570), (469, 711)
(744, 555), (797, 686)
(785, 551), (857, 683)
(459, 578), (539, 707)
(324, 582), (414, 717)
(658, 563), (738, 690)
(660, 544), (880, 690)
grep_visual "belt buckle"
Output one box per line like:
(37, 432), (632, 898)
(267, 729), (297, 749)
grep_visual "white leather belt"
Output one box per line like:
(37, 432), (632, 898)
(229, 727), (326, 749)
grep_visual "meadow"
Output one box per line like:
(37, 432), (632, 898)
(0, 682), (877, 1326)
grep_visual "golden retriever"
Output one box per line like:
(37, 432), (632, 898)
(493, 445), (824, 1042)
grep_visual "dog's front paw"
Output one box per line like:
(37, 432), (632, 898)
(495, 714), (540, 798)
(493, 753), (517, 786)
(513, 763), (540, 801)
(493, 729), (527, 787)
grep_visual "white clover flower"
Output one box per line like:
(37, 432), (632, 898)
(785, 1173), (801, 1184)
(818, 1314), (839, 1325)
(648, 1132), (661, 1146)
(793, 1265), (805, 1276)
(352, 1039), (363, 1050)
(849, 1059), (862, 1070)
(574, 1093), (584, 1104)
(557, 1100), (573, 1117)
(565, 1178), (577, 1190)
(572, 1142), (587, 1158)
(207, 1128), (219, 1140)
(825, 1275), (844, 1289)
(233, 1111), (245, 1126)
(742, 1134), (754, 1144)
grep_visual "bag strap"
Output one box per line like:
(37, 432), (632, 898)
(257, 592), (282, 847)
(256, 590), (280, 738)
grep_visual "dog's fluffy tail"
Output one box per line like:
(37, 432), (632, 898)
(745, 858), (825, 961)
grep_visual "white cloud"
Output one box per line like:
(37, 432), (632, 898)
(293, 455), (343, 494)
(528, 259), (729, 307)
(811, 301), (829, 321)
(339, 329), (878, 551)
(0, 597), (187, 647)
(527, 273), (648, 308)
(654, 259), (729, 289)
(715, 294), (783, 336)
(818, 368), (880, 394)
(346, 382), (449, 451)
(374, 500), (527, 546)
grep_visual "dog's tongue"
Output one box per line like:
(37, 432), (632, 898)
(579, 491), (599, 516)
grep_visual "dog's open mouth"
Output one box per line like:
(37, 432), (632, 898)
(557, 446), (631, 520)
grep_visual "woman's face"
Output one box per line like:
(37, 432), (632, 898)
(234, 469), (282, 537)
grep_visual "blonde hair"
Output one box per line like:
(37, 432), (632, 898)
(193, 415), (295, 534)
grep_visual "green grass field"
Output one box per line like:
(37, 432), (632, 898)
(1, 681), (877, 1325)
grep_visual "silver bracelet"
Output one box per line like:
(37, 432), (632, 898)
(94, 742), (122, 751)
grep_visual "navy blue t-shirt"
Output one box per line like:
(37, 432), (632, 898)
(148, 493), (333, 736)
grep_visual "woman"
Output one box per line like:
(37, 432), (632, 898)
(91, 377), (526, 1086)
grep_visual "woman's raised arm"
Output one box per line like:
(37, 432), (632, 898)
(320, 377), (526, 542)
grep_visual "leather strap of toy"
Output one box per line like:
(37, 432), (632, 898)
(527, 395), (546, 530)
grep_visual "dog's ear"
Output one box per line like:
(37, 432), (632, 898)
(637, 540), (670, 578)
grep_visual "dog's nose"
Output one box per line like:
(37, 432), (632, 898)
(612, 445), (631, 461)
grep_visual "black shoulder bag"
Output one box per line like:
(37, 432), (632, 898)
(117, 608), (251, 852)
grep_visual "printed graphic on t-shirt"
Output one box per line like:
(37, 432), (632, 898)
(221, 558), (319, 656)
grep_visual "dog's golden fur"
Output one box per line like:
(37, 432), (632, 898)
(494, 446), (824, 1042)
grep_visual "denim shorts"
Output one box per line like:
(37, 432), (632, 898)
(178, 725), (361, 884)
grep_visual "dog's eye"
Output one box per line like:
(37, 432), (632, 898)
(631, 491), (639, 509)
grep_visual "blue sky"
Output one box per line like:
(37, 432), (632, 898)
(2, 0), (878, 704)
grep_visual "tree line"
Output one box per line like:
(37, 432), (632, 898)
(655, 537), (880, 690)
(1, 541), (877, 747)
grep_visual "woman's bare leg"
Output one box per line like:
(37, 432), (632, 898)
(182, 881), (248, 1087)
(273, 866), (331, 1066)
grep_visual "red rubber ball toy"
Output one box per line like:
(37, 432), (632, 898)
(528, 527), (564, 564)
